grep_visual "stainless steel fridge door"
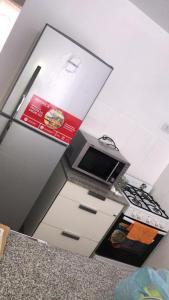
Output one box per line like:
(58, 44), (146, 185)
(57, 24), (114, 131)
(0, 115), (8, 134)
(2, 25), (112, 138)
(0, 120), (64, 230)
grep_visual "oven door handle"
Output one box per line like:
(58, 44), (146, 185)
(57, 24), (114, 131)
(123, 216), (167, 236)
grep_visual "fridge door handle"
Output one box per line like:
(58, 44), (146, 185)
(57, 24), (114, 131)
(12, 65), (41, 117)
(0, 66), (41, 144)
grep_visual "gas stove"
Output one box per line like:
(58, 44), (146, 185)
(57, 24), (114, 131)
(120, 183), (169, 232)
(123, 184), (168, 218)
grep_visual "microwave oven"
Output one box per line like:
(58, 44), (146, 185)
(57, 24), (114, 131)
(66, 130), (130, 185)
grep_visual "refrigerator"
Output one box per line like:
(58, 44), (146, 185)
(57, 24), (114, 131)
(0, 24), (112, 231)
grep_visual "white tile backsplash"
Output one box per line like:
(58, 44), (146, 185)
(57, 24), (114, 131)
(82, 104), (169, 186)
(81, 3), (169, 186)
(86, 100), (115, 127)
(139, 138), (169, 184)
(80, 115), (107, 138)
(121, 125), (155, 165)
(124, 174), (152, 192)
(103, 113), (136, 149)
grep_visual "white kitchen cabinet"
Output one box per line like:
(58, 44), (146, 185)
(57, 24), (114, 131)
(42, 194), (114, 242)
(34, 222), (97, 257)
(60, 181), (123, 217)
(34, 181), (123, 256)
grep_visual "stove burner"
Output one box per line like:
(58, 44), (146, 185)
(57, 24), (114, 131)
(130, 198), (142, 206)
(151, 207), (161, 214)
(122, 184), (169, 219)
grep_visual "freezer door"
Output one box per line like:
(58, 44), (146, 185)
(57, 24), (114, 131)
(0, 120), (64, 230)
(2, 25), (112, 144)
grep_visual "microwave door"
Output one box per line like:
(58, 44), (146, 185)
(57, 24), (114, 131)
(75, 146), (119, 183)
(108, 161), (126, 183)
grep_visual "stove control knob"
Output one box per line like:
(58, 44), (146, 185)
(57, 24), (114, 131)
(131, 213), (136, 218)
(146, 218), (150, 224)
(137, 215), (141, 220)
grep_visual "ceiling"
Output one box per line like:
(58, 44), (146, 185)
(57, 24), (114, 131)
(130, 0), (169, 34)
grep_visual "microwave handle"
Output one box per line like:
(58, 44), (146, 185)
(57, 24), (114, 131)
(123, 216), (167, 236)
(88, 191), (106, 201)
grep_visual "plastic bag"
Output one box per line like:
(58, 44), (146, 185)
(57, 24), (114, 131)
(158, 269), (169, 291)
(114, 267), (169, 300)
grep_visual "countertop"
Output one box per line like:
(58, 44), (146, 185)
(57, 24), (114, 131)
(0, 231), (132, 300)
(61, 157), (128, 207)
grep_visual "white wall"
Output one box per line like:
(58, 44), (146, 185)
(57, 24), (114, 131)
(144, 165), (169, 268)
(145, 234), (169, 269)
(151, 164), (169, 215)
(1, 0), (169, 185)
(130, 0), (169, 34)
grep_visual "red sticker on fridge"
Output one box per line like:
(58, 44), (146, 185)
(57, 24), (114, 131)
(20, 95), (82, 144)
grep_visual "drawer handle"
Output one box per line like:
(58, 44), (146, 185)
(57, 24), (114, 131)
(61, 231), (80, 241)
(79, 204), (97, 214)
(88, 191), (105, 201)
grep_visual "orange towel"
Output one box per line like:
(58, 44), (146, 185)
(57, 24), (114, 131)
(127, 221), (158, 245)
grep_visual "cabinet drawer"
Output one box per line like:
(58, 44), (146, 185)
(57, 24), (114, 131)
(34, 223), (97, 257)
(43, 195), (114, 242)
(60, 181), (123, 217)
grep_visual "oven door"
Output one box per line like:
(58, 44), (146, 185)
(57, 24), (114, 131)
(96, 213), (166, 267)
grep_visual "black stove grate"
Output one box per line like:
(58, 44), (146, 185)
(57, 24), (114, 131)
(122, 184), (169, 219)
